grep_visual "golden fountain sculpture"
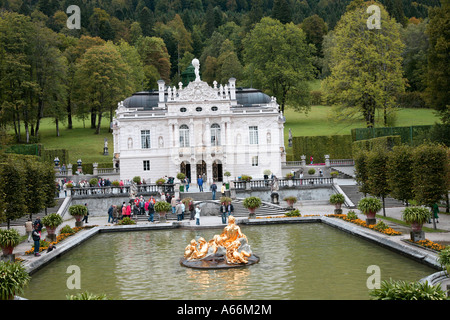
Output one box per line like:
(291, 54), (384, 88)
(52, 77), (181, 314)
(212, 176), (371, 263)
(181, 216), (259, 269)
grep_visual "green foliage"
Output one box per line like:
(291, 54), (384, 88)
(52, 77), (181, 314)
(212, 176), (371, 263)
(346, 210), (358, 220)
(412, 143), (448, 206)
(285, 209), (301, 217)
(240, 175), (252, 182)
(220, 197), (232, 204)
(41, 213), (63, 229)
(366, 147), (390, 200)
(283, 196), (297, 203)
(351, 125), (433, 146)
(373, 220), (389, 232)
(329, 193), (345, 205)
(154, 201), (172, 213)
(132, 176), (141, 184)
(401, 207), (431, 225)
(243, 197), (262, 209)
(437, 247), (450, 273)
(66, 291), (111, 300)
(176, 173), (186, 180)
(0, 261), (31, 300)
(307, 169), (315, 175)
(353, 150), (370, 196)
(89, 178), (98, 186)
(357, 197), (382, 215)
(369, 279), (447, 300)
(117, 217), (136, 225)
(387, 145), (414, 204)
(352, 135), (402, 154)
(292, 135), (353, 163)
(68, 205), (87, 217)
(0, 228), (20, 248)
(59, 225), (75, 235)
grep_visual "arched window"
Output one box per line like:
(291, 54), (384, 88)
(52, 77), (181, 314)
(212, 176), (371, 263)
(211, 123), (221, 146)
(179, 124), (190, 147)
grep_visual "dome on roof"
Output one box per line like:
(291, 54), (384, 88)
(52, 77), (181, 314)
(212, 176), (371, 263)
(123, 92), (159, 109)
(235, 88), (271, 107)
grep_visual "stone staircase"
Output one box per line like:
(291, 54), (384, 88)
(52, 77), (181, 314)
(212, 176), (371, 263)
(339, 185), (404, 209)
(0, 198), (66, 227)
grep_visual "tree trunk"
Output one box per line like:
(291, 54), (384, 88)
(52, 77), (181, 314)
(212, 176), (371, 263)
(91, 108), (96, 129)
(55, 117), (60, 137)
(67, 97), (73, 129)
(95, 112), (102, 134)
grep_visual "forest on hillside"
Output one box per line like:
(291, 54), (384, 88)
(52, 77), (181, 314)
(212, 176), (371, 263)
(0, 0), (447, 142)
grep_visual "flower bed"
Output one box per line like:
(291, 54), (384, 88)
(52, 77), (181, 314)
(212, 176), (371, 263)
(406, 239), (447, 252)
(25, 226), (97, 255)
(327, 214), (402, 236)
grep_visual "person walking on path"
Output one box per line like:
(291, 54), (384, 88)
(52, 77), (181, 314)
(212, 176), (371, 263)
(25, 219), (33, 242)
(32, 225), (41, 256)
(197, 175), (204, 192)
(108, 205), (114, 223)
(210, 182), (217, 200)
(185, 177), (190, 192)
(195, 205), (201, 225)
(430, 203), (440, 224)
(220, 183), (226, 198)
(82, 203), (89, 223)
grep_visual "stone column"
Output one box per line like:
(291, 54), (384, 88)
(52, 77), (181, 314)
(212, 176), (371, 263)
(325, 155), (330, 167)
(93, 162), (98, 176)
(67, 164), (73, 176)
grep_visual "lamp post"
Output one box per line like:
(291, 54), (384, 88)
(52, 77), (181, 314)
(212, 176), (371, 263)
(54, 157), (60, 167)
(77, 159), (82, 173)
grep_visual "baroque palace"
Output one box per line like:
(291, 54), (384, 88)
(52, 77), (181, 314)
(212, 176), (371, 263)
(112, 59), (285, 184)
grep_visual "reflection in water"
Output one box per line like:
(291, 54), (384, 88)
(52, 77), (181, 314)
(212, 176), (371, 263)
(22, 224), (435, 300)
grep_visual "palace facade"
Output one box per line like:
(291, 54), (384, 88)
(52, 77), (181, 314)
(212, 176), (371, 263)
(112, 59), (285, 184)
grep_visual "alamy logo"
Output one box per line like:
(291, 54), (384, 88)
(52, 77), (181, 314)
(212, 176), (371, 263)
(366, 265), (381, 289)
(66, 5), (81, 30)
(66, 265), (81, 289)
(366, 5), (381, 30)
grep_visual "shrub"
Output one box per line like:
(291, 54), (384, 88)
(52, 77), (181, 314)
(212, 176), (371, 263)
(117, 217), (136, 225)
(41, 213), (63, 229)
(89, 178), (98, 186)
(154, 201), (172, 212)
(240, 175), (252, 182)
(285, 173), (294, 179)
(67, 291), (111, 300)
(437, 247), (450, 274)
(329, 193), (345, 205)
(285, 209), (301, 217)
(132, 176), (141, 184)
(283, 196), (297, 203)
(373, 220), (389, 232)
(112, 180), (120, 187)
(402, 206), (431, 225)
(308, 168), (315, 175)
(69, 204), (87, 217)
(0, 261), (31, 300)
(59, 225), (75, 235)
(243, 197), (261, 209)
(176, 173), (186, 180)
(357, 197), (382, 214)
(156, 178), (166, 185)
(346, 210), (358, 220)
(369, 279), (447, 300)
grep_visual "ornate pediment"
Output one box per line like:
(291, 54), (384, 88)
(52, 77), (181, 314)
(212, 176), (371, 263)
(176, 80), (222, 101)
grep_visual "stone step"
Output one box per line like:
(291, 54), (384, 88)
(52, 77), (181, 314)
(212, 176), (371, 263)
(339, 185), (404, 208)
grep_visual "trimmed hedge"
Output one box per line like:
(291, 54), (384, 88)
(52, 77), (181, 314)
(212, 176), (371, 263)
(352, 135), (402, 155)
(292, 135), (353, 163)
(351, 125), (433, 145)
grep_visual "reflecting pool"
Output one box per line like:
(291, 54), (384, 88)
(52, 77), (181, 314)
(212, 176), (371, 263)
(22, 223), (435, 300)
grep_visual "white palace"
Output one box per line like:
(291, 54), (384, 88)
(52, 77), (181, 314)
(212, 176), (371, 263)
(112, 59), (286, 184)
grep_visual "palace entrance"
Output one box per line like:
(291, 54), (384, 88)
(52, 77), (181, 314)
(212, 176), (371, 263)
(180, 161), (191, 182)
(196, 160), (206, 180)
(212, 160), (223, 182)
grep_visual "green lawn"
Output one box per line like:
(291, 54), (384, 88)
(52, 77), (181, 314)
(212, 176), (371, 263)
(9, 104), (440, 164)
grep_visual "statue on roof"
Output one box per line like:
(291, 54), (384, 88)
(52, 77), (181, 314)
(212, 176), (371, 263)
(192, 58), (201, 82)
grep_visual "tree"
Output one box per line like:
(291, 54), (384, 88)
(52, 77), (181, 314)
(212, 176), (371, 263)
(353, 150), (370, 196)
(412, 143), (448, 210)
(366, 147), (391, 216)
(424, 1), (450, 124)
(272, 0), (291, 24)
(243, 17), (315, 113)
(322, 2), (406, 128)
(387, 145), (414, 206)
(136, 36), (171, 88)
(72, 43), (129, 134)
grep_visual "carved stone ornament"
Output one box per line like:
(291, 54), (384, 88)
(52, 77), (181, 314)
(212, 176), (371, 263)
(177, 80), (221, 102)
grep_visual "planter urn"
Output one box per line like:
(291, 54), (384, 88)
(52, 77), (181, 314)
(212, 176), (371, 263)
(74, 215), (84, 228)
(410, 222), (425, 242)
(248, 208), (256, 219)
(159, 212), (167, 223)
(365, 211), (377, 226)
(45, 227), (57, 242)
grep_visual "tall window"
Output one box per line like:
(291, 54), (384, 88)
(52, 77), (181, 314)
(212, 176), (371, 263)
(252, 156), (259, 167)
(143, 160), (150, 171)
(141, 130), (151, 149)
(179, 124), (190, 147)
(211, 123), (221, 146)
(249, 126), (258, 145)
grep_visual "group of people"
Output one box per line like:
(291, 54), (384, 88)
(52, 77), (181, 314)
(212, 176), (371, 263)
(25, 216), (57, 257)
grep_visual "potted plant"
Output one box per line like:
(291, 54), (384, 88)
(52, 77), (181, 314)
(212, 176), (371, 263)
(437, 247), (450, 276)
(243, 196), (261, 219)
(156, 178), (165, 185)
(402, 206), (431, 241)
(0, 229), (20, 257)
(330, 171), (339, 178)
(69, 204), (87, 227)
(283, 196), (297, 208)
(132, 176), (141, 185)
(357, 197), (382, 225)
(329, 193), (345, 213)
(41, 213), (63, 242)
(154, 201), (172, 223)
(177, 173), (186, 192)
(224, 171), (231, 189)
(308, 168), (316, 175)
(240, 175), (252, 182)
(89, 178), (98, 187)
(285, 173), (294, 179)
(0, 261), (31, 300)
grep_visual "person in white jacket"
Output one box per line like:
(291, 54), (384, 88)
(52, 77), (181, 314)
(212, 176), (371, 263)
(195, 206), (201, 225)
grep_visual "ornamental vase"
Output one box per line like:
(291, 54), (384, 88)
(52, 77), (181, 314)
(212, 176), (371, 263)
(1, 246), (14, 256)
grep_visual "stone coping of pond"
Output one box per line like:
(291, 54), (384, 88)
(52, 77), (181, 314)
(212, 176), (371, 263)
(23, 216), (441, 276)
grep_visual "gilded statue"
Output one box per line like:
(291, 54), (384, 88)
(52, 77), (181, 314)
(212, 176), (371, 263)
(183, 216), (254, 265)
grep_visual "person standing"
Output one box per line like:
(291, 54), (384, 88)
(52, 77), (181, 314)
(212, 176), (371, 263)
(220, 183), (226, 198)
(25, 219), (33, 242)
(126, 203), (132, 218)
(195, 205), (201, 225)
(121, 202), (126, 220)
(197, 175), (203, 192)
(33, 216), (43, 234)
(108, 204), (114, 223)
(189, 200), (195, 220)
(227, 201), (234, 218)
(82, 203), (89, 223)
(176, 201), (183, 221)
(171, 196), (177, 214)
(112, 205), (119, 223)
(147, 200), (155, 223)
(185, 177), (190, 192)
(181, 200), (185, 220)
(220, 202), (227, 224)
(210, 182), (217, 200)
(32, 225), (41, 256)
(139, 195), (145, 215)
